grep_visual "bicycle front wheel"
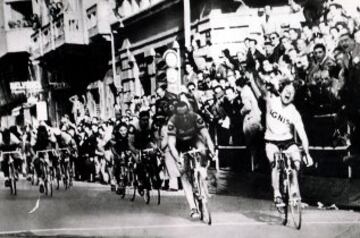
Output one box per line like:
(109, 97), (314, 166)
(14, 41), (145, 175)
(197, 172), (211, 225)
(9, 165), (17, 195)
(10, 177), (17, 195)
(288, 178), (302, 229)
(45, 174), (53, 197)
(278, 172), (288, 226)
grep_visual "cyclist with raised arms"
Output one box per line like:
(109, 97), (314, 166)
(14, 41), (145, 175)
(249, 72), (313, 207)
(167, 101), (216, 219)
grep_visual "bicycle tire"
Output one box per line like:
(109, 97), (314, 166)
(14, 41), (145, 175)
(64, 176), (68, 190)
(131, 183), (136, 202)
(121, 188), (126, 199)
(288, 175), (302, 229)
(198, 172), (211, 225)
(45, 175), (53, 197)
(144, 188), (150, 204)
(157, 189), (161, 205)
(278, 171), (288, 226)
(31, 173), (35, 186)
(56, 168), (61, 190)
(12, 178), (17, 196)
(64, 164), (70, 190)
(10, 177), (16, 195)
(9, 165), (17, 195)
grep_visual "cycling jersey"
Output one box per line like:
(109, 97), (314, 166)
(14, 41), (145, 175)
(128, 121), (154, 150)
(167, 112), (206, 141)
(265, 96), (302, 141)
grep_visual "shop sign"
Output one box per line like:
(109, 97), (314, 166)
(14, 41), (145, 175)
(49, 82), (70, 90)
(10, 81), (42, 94)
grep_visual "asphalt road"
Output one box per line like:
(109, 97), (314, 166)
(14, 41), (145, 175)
(0, 179), (360, 238)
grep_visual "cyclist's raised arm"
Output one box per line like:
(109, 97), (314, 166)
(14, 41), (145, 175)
(247, 71), (263, 100)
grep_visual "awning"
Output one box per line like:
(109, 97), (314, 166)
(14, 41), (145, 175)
(11, 106), (22, 116)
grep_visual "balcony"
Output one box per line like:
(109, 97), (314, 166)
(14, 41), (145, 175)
(114, 0), (168, 21)
(0, 27), (33, 58)
(31, 12), (86, 59)
(86, 2), (112, 40)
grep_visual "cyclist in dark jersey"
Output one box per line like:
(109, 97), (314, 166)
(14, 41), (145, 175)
(167, 101), (216, 219)
(128, 110), (160, 192)
(0, 128), (22, 187)
(108, 123), (131, 194)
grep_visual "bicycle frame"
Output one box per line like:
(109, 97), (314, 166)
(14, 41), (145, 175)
(181, 148), (212, 225)
(182, 149), (210, 200)
(274, 149), (302, 229)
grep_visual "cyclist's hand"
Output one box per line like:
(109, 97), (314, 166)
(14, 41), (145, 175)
(134, 153), (141, 164)
(209, 150), (218, 162)
(176, 159), (184, 172)
(304, 153), (314, 167)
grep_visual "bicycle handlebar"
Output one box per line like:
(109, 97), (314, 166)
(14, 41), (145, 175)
(141, 148), (157, 153)
(181, 148), (207, 156)
(0, 150), (24, 162)
(36, 149), (56, 157)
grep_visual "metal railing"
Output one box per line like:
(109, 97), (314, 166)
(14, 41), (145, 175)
(214, 114), (354, 178)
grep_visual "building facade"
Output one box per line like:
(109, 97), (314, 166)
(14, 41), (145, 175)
(5, 0), (356, 127)
(0, 0), (33, 128)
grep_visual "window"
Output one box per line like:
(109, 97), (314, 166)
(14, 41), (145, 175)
(6, 1), (33, 29)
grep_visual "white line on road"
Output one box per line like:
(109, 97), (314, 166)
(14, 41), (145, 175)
(28, 196), (40, 214)
(1, 220), (360, 235)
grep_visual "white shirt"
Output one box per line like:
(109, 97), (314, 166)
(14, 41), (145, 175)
(264, 96), (302, 141)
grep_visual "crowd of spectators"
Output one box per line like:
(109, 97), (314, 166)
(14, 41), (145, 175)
(66, 0), (360, 171)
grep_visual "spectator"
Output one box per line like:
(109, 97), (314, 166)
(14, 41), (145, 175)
(268, 32), (285, 63)
(183, 63), (199, 86)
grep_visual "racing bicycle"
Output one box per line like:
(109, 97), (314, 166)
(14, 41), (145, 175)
(181, 148), (212, 225)
(275, 149), (302, 230)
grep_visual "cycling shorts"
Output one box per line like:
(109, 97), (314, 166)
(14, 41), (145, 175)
(265, 139), (301, 163)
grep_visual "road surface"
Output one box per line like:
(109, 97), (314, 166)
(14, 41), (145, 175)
(0, 178), (359, 237)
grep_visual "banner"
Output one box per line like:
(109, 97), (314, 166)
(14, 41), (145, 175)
(36, 101), (48, 121)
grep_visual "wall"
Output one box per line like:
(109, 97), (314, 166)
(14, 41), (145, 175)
(0, 1), (8, 57)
